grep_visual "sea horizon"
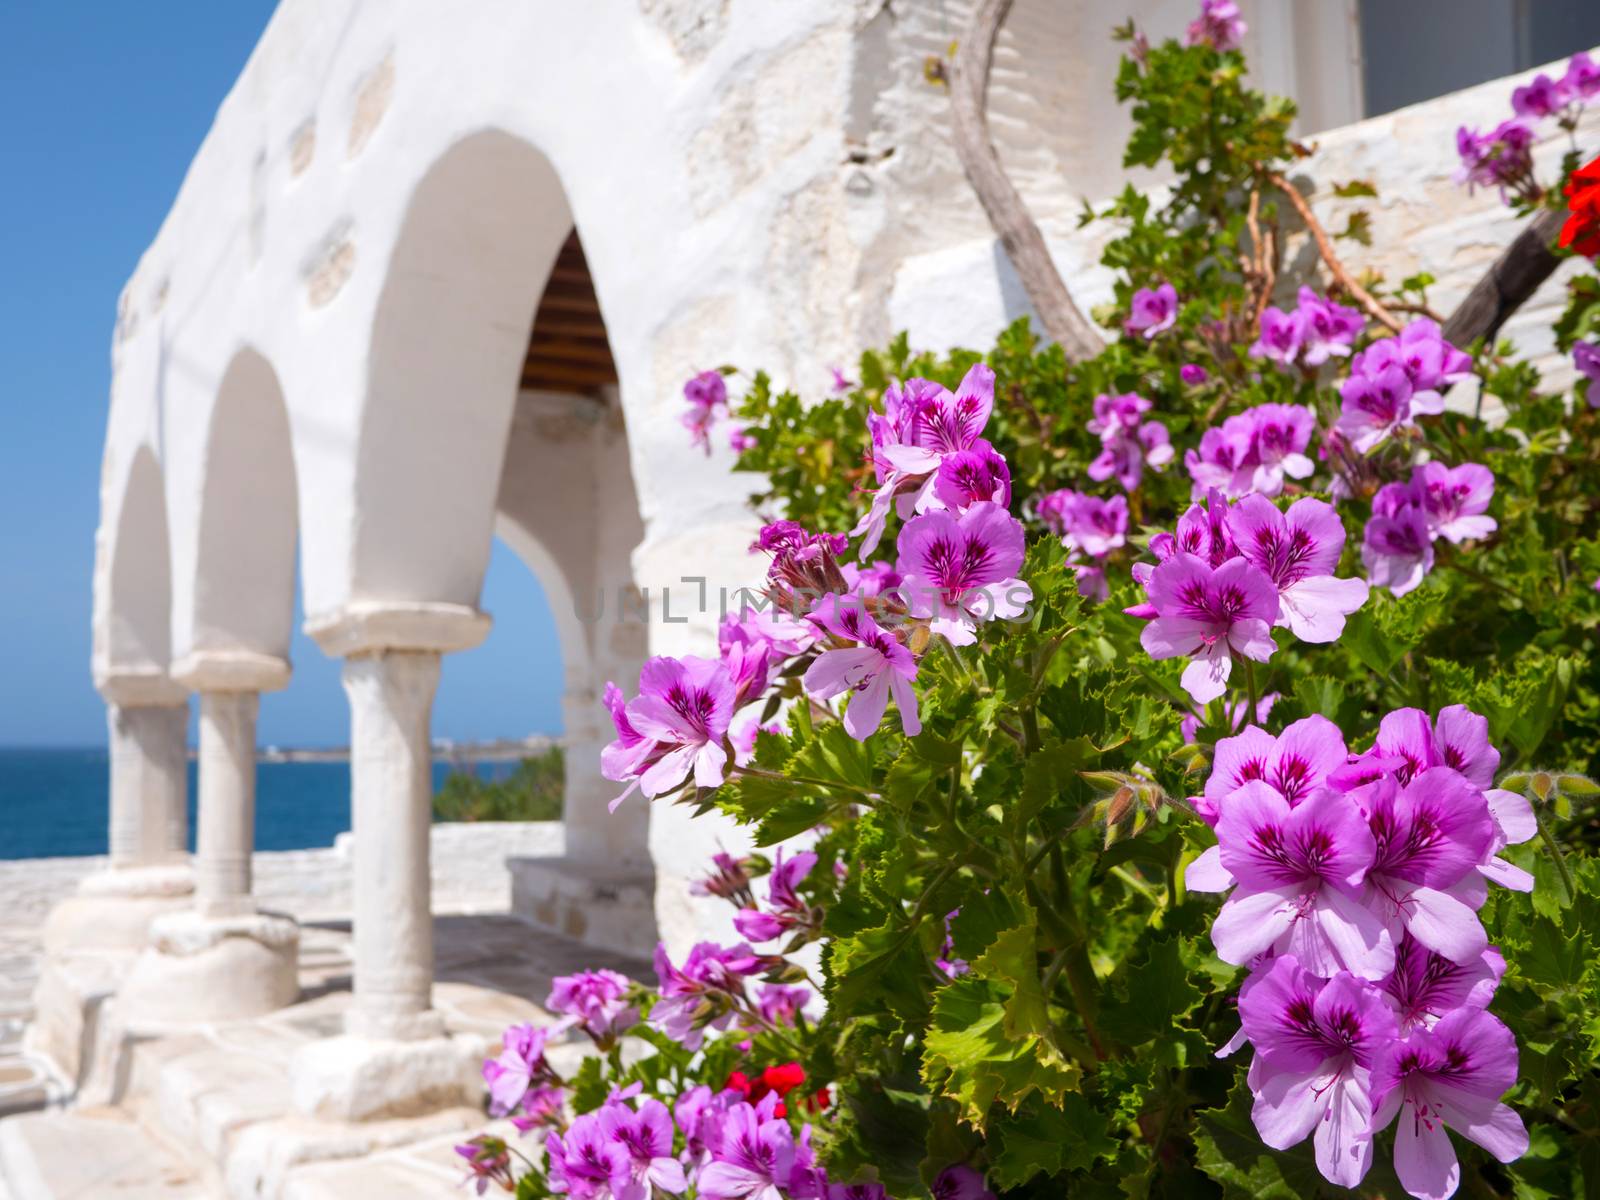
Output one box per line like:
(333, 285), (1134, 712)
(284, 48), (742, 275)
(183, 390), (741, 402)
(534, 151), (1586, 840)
(0, 745), (550, 861)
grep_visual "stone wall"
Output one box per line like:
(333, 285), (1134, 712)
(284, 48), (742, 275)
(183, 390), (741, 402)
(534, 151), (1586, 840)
(889, 52), (1600, 386)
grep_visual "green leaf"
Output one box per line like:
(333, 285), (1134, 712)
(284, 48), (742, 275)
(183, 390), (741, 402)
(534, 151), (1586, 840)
(922, 978), (1080, 1126)
(828, 917), (932, 1020)
(988, 1095), (1116, 1187)
(796, 722), (877, 790)
(569, 1055), (607, 1114)
(1519, 915), (1589, 990)
(1331, 179), (1377, 198)
(1018, 737), (1097, 832)
(971, 917), (1050, 1040)
(1290, 675), (1346, 722)
(1193, 1076), (1334, 1198)
(1334, 606), (1405, 676)
(947, 888), (1029, 963)
(1098, 936), (1202, 1047)
(755, 795), (831, 844)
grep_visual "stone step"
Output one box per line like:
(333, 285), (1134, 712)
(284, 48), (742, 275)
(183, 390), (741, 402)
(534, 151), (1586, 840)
(0, 1107), (214, 1198)
(0, 1057), (55, 1118)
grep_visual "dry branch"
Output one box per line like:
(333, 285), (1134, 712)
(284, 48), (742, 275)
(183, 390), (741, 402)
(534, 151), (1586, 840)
(1266, 171), (1404, 334)
(1441, 207), (1568, 348)
(951, 0), (1103, 361)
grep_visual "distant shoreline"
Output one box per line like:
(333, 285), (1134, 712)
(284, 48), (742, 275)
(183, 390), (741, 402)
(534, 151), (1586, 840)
(253, 734), (560, 765)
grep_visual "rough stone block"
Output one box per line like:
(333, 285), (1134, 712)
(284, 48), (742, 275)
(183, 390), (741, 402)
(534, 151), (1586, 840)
(118, 912), (300, 1026)
(288, 1034), (485, 1123)
(507, 856), (656, 959)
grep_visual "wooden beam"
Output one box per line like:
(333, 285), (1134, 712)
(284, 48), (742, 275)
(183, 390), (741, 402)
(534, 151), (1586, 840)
(522, 360), (617, 389)
(529, 317), (612, 339)
(535, 292), (603, 315)
(526, 338), (618, 366)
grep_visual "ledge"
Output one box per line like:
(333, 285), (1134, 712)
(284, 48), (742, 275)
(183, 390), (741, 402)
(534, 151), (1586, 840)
(303, 601), (491, 658)
(93, 667), (188, 708)
(171, 649), (291, 694)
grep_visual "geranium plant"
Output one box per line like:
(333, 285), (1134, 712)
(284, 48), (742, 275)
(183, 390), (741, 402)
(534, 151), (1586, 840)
(463, 7), (1600, 1197)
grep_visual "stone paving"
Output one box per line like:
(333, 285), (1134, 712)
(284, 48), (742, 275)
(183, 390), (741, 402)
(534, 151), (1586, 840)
(0, 927), (55, 1117)
(0, 823), (651, 1197)
(0, 822), (566, 1119)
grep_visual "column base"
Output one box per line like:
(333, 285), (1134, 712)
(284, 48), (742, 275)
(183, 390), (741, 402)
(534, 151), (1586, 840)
(288, 1032), (485, 1122)
(508, 856), (657, 958)
(117, 910), (300, 1025)
(41, 865), (195, 956)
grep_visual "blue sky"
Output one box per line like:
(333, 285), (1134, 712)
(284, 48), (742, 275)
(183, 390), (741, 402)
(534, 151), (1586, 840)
(0, 3), (563, 748)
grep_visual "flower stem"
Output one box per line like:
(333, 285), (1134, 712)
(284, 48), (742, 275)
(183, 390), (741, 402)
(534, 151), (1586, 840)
(1534, 800), (1576, 905)
(1109, 864), (1164, 912)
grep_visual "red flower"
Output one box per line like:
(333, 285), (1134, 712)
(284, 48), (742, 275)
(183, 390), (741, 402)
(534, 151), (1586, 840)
(759, 1062), (807, 1096)
(724, 1062), (814, 1118)
(1560, 155), (1600, 259)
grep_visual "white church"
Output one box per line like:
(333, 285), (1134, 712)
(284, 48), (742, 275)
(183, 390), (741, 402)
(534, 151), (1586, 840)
(3, 0), (1597, 1194)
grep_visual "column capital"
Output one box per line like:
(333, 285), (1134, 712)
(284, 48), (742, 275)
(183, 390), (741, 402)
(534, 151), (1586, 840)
(96, 666), (187, 708)
(304, 601), (491, 659)
(172, 649), (291, 693)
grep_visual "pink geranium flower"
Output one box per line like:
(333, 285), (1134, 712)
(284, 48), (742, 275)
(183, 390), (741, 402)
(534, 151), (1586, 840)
(1139, 553), (1279, 703)
(1184, 0), (1246, 50)
(1382, 934), (1505, 1032)
(1412, 461), (1497, 544)
(1227, 495), (1369, 643)
(1371, 1008), (1528, 1199)
(802, 600), (921, 740)
(599, 1099), (688, 1200)
(1237, 957), (1397, 1188)
(1362, 499), (1435, 597)
(1249, 306), (1303, 365)
(896, 502), (1032, 646)
(733, 846), (817, 943)
(1202, 781), (1393, 979)
(482, 1022), (551, 1117)
(1125, 283), (1179, 338)
(1345, 768), (1496, 964)
(547, 1112), (631, 1200)
(1087, 392), (1174, 491)
(697, 1099), (798, 1200)
(852, 365), (996, 557)
(608, 656), (736, 806)
(547, 969), (637, 1043)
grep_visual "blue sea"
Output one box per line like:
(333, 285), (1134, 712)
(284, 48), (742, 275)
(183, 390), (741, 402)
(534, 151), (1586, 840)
(0, 748), (522, 861)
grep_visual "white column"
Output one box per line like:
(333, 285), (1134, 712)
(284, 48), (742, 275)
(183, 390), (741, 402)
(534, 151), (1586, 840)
(290, 603), (489, 1122)
(194, 690), (259, 918)
(40, 674), (193, 959)
(561, 686), (648, 868)
(107, 700), (189, 868)
(114, 652), (299, 1026)
(342, 649), (443, 1041)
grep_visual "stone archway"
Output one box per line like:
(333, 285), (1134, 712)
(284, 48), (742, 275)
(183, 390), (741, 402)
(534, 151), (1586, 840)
(289, 131), (655, 1110)
(115, 347), (303, 1026)
(180, 347), (298, 670)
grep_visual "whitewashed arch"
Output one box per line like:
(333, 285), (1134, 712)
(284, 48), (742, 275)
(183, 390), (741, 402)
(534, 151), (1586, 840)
(349, 128), (576, 609)
(178, 347), (299, 667)
(94, 446), (175, 684)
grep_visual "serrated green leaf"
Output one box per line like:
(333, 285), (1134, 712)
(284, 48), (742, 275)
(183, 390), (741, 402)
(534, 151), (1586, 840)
(922, 978), (1080, 1126)
(988, 1096), (1116, 1187)
(1098, 935), (1203, 1047)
